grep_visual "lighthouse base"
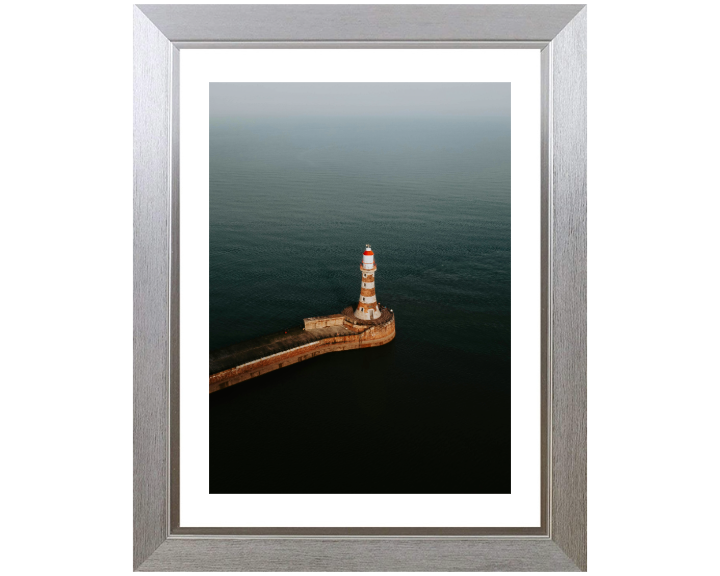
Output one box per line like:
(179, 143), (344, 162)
(354, 307), (380, 321)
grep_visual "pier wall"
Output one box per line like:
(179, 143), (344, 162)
(210, 315), (395, 393)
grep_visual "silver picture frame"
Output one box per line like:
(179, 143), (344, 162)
(134, 4), (587, 571)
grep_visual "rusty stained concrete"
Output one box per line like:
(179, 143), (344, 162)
(303, 314), (345, 330)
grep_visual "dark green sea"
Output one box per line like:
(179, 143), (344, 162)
(209, 116), (510, 494)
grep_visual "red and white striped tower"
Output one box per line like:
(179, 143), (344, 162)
(354, 244), (380, 320)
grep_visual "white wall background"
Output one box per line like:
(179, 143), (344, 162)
(1, 0), (718, 574)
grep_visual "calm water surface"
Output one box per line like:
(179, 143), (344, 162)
(209, 116), (510, 494)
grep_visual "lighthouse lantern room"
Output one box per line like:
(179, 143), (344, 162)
(355, 244), (380, 321)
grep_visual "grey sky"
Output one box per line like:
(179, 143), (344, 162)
(210, 83), (509, 119)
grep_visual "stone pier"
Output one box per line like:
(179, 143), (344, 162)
(209, 307), (395, 393)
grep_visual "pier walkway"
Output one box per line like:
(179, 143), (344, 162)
(209, 306), (395, 393)
(210, 324), (356, 376)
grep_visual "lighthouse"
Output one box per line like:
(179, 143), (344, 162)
(355, 244), (380, 320)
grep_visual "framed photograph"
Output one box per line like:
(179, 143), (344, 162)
(134, 4), (586, 571)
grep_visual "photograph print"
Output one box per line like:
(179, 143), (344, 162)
(209, 82), (511, 495)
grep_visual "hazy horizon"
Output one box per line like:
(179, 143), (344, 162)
(210, 82), (510, 119)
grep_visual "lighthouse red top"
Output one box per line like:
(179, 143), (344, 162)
(361, 244), (376, 270)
